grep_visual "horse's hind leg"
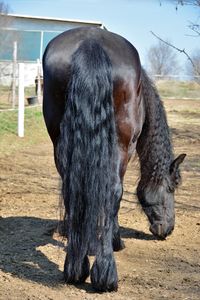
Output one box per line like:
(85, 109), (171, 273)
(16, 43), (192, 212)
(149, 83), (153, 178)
(91, 216), (118, 292)
(90, 172), (123, 291)
(64, 249), (90, 284)
(62, 182), (90, 284)
(64, 221), (90, 284)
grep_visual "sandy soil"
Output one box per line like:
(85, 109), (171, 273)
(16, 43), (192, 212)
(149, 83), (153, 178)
(0, 99), (200, 300)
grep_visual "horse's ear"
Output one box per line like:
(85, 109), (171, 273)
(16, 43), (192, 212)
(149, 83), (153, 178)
(170, 154), (186, 175)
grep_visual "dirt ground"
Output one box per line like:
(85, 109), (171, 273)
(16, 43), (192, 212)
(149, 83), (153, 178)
(0, 99), (200, 300)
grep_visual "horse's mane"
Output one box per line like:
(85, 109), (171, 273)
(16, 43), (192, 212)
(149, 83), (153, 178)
(137, 69), (174, 189)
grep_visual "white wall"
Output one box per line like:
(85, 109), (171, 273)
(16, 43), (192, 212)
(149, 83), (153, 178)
(0, 61), (41, 86)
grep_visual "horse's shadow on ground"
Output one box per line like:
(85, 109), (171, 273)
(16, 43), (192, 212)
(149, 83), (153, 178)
(0, 216), (154, 290)
(0, 216), (64, 286)
(120, 226), (154, 240)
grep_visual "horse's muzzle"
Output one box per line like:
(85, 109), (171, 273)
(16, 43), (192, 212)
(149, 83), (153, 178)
(149, 222), (174, 240)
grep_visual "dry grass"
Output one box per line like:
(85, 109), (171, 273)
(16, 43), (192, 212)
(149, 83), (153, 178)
(156, 80), (200, 99)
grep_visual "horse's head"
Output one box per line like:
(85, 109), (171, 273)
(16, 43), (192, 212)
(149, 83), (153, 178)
(137, 154), (186, 240)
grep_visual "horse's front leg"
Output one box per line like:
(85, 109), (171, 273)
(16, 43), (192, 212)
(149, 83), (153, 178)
(112, 149), (130, 251)
(112, 184), (125, 251)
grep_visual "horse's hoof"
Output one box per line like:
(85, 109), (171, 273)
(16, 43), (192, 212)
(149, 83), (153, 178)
(92, 280), (118, 293)
(64, 256), (90, 284)
(90, 254), (118, 292)
(58, 220), (68, 237)
(113, 238), (125, 252)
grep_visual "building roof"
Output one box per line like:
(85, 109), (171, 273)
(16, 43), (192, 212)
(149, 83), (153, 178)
(5, 13), (106, 29)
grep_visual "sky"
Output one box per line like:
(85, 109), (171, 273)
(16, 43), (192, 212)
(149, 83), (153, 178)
(5, 0), (200, 70)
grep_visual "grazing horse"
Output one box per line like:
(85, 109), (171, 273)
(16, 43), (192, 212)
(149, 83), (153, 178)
(42, 27), (186, 292)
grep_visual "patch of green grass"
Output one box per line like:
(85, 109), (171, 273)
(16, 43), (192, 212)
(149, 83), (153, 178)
(0, 107), (44, 137)
(0, 106), (49, 155)
(24, 108), (47, 143)
(0, 110), (18, 135)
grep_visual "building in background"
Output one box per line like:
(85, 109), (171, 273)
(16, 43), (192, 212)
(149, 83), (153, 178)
(0, 14), (105, 85)
(0, 13), (105, 61)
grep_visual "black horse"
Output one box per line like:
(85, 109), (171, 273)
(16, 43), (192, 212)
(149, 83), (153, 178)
(42, 27), (186, 292)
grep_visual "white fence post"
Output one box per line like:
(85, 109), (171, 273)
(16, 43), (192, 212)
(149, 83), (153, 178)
(36, 59), (42, 104)
(12, 41), (17, 109)
(18, 63), (25, 137)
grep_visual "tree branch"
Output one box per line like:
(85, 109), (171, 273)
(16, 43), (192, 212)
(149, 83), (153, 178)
(150, 31), (200, 77)
(188, 22), (200, 36)
(173, 0), (200, 7)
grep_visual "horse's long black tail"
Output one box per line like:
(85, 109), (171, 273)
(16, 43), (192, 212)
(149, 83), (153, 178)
(56, 40), (118, 262)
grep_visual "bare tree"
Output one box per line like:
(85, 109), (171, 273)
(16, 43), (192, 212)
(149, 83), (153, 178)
(0, 2), (21, 65)
(0, 1), (12, 58)
(146, 40), (180, 77)
(0, 1), (9, 14)
(186, 49), (200, 82)
(0, 1), (10, 27)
